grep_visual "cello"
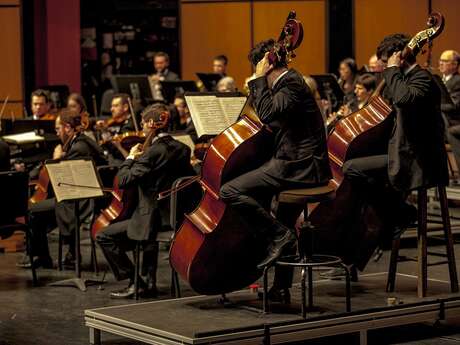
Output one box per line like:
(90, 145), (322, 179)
(309, 13), (445, 266)
(169, 11), (303, 295)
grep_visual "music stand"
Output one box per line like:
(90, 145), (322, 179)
(196, 72), (222, 91)
(160, 80), (198, 104)
(311, 74), (344, 112)
(112, 74), (153, 104)
(45, 158), (105, 291)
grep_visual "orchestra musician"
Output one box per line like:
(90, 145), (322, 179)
(216, 76), (237, 92)
(323, 33), (448, 279)
(148, 51), (179, 102)
(438, 50), (460, 174)
(219, 39), (331, 300)
(212, 54), (229, 77)
(67, 92), (95, 140)
(368, 54), (385, 72)
(17, 109), (106, 269)
(338, 58), (358, 105)
(96, 103), (196, 299)
(30, 89), (55, 120)
(326, 73), (377, 134)
(97, 93), (138, 163)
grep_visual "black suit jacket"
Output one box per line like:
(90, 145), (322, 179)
(117, 135), (196, 241)
(441, 72), (460, 123)
(383, 65), (448, 191)
(163, 70), (180, 81)
(64, 133), (107, 165)
(0, 140), (10, 171)
(248, 69), (331, 185)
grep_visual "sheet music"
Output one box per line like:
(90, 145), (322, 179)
(46, 160), (103, 202)
(2, 131), (44, 144)
(185, 95), (226, 137)
(217, 97), (247, 124)
(185, 95), (248, 137)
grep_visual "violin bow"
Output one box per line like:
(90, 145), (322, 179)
(0, 95), (10, 133)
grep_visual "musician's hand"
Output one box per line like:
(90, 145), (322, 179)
(53, 144), (63, 159)
(387, 51), (402, 68)
(255, 52), (274, 78)
(129, 143), (143, 159)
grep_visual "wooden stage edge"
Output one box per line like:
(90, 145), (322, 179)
(85, 272), (460, 345)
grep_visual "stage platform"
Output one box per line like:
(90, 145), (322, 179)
(85, 272), (460, 345)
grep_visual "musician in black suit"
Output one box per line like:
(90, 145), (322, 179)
(96, 103), (196, 299)
(0, 139), (10, 171)
(149, 52), (179, 102)
(439, 50), (460, 172)
(18, 109), (106, 268)
(332, 34), (448, 277)
(220, 39), (331, 299)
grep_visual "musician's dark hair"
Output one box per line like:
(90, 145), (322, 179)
(67, 93), (87, 113)
(376, 33), (415, 64)
(112, 93), (130, 106)
(154, 51), (170, 63)
(214, 55), (228, 65)
(141, 103), (170, 125)
(31, 89), (50, 103)
(248, 39), (287, 68)
(59, 108), (82, 129)
(356, 73), (377, 92)
(340, 58), (358, 75)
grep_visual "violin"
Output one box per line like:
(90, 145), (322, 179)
(169, 11), (303, 295)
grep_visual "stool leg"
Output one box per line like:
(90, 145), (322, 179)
(301, 267), (307, 318)
(341, 263), (352, 312)
(417, 189), (428, 298)
(134, 242), (141, 300)
(438, 186), (459, 293)
(263, 266), (270, 314)
(307, 266), (313, 309)
(386, 238), (400, 293)
(58, 233), (63, 271)
(90, 237), (99, 275)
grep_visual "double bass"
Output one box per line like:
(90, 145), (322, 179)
(309, 12), (445, 266)
(169, 12), (303, 295)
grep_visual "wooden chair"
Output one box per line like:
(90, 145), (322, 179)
(386, 185), (459, 297)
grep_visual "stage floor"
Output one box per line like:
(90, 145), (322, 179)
(85, 272), (460, 345)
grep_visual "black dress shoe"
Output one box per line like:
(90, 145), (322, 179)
(17, 256), (53, 269)
(258, 287), (291, 304)
(61, 252), (81, 268)
(110, 284), (144, 299)
(320, 265), (358, 282)
(257, 230), (297, 269)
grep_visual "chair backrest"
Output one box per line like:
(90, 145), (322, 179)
(0, 171), (29, 223)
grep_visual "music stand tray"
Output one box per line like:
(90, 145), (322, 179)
(196, 72), (222, 91)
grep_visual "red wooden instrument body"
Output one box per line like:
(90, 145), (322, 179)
(170, 114), (272, 295)
(90, 176), (137, 240)
(29, 165), (50, 204)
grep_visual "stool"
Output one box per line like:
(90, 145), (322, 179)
(262, 182), (352, 318)
(386, 185), (459, 297)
